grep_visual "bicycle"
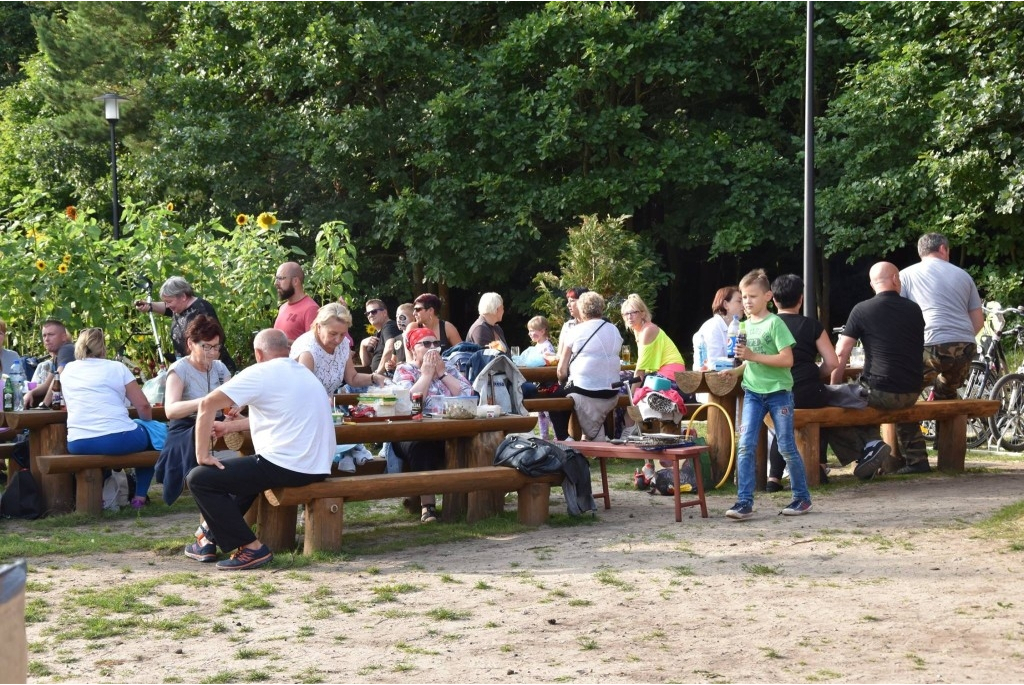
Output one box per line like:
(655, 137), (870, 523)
(982, 305), (1024, 450)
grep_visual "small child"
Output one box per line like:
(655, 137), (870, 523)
(524, 316), (556, 438)
(726, 269), (812, 520)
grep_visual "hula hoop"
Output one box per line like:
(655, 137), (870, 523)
(685, 401), (736, 490)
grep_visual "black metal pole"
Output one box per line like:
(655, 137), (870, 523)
(802, 0), (816, 317)
(109, 118), (120, 240)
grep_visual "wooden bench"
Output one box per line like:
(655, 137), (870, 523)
(36, 451), (160, 516)
(260, 466), (564, 553)
(757, 399), (1000, 488)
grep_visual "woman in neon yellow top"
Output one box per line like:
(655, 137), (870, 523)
(621, 293), (687, 386)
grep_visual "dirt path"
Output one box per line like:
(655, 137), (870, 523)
(17, 458), (1024, 684)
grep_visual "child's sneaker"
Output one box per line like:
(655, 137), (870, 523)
(216, 544), (273, 571)
(725, 502), (754, 520)
(780, 499), (812, 516)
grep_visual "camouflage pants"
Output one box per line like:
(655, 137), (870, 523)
(923, 341), (976, 400)
(827, 387), (929, 467)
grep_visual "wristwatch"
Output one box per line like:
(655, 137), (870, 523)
(438, 373), (448, 381)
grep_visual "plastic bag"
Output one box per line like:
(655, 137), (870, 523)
(141, 369), (167, 405)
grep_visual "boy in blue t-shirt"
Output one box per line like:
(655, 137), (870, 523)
(726, 269), (812, 520)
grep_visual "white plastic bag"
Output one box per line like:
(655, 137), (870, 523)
(102, 471), (130, 511)
(141, 369), (167, 406)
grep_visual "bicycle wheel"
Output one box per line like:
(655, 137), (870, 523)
(988, 373), (1024, 452)
(962, 363), (993, 448)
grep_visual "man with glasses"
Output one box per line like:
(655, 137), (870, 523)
(359, 299), (400, 370)
(272, 262), (319, 344)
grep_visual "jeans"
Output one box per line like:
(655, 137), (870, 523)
(736, 389), (810, 507)
(68, 424), (154, 498)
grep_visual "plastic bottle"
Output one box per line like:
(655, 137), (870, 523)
(735, 322), (747, 367)
(8, 360), (25, 409)
(726, 315), (740, 360)
(697, 334), (708, 371)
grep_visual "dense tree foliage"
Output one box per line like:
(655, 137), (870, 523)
(1, 1), (1021, 349)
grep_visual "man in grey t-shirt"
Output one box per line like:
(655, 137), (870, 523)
(899, 232), (983, 409)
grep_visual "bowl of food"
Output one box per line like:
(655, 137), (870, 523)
(430, 396), (477, 419)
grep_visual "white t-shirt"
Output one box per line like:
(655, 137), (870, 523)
(219, 356), (335, 475)
(290, 330), (351, 394)
(568, 319), (623, 391)
(61, 358), (138, 442)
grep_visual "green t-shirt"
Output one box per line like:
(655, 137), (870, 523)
(740, 313), (796, 394)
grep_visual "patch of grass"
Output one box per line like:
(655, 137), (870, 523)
(567, 598), (593, 607)
(975, 500), (1024, 550)
(500, 644), (514, 653)
(297, 625), (315, 638)
(439, 573), (461, 584)
(24, 597), (50, 623)
(27, 661), (52, 678)
(396, 641), (440, 656)
(577, 636), (598, 650)
(742, 563), (780, 576)
(861, 615), (882, 622)
(392, 662), (415, 673)
(235, 647), (270, 660)
(222, 592), (273, 613)
(594, 568), (629, 589)
(759, 646), (784, 659)
(474, 580), (493, 590)
(668, 565), (695, 577)
(426, 607), (471, 621)
(805, 669), (843, 682)
(905, 652), (926, 669)
(371, 583), (421, 602)
(293, 666), (325, 684)
(160, 593), (192, 607)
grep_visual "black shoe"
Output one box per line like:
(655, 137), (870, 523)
(819, 465), (830, 485)
(854, 442), (890, 480)
(765, 480), (784, 493)
(896, 460), (931, 475)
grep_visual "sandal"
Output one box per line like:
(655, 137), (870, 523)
(420, 505), (438, 523)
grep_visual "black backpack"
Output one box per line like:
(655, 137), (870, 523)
(1, 469), (43, 520)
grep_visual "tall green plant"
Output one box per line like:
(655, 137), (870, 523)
(531, 214), (671, 342)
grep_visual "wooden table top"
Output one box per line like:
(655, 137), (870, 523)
(334, 414), (536, 442)
(3, 406), (167, 430)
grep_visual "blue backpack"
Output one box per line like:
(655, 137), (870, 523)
(442, 342), (483, 380)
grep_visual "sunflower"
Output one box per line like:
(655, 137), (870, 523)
(166, 202), (174, 212)
(58, 263), (68, 274)
(62, 254), (71, 265)
(236, 213), (248, 226)
(35, 259), (45, 271)
(65, 206), (77, 220)
(257, 212), (278, 229)
(365, 324), (376, 336)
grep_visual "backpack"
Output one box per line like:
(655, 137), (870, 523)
(649, 462), (697, 496)
(471, 354), (528, 415)
(0, 469), (43, 520)
(442, 342), (483, 380)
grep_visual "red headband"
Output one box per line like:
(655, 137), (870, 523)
(406, 327), (436, 349)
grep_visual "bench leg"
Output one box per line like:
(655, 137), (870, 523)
(441, 438), (468, 523)
(466, 431), (506, 523)
(935, 415), (967, 472)
(259, 498), (298, 553)
(75, 468), (104, 517)
(516, 482), (552, 526)
(303, 497), (344, 554)
(795, 425), (820, 487)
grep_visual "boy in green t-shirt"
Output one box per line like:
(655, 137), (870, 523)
(726, 269), (812, 520)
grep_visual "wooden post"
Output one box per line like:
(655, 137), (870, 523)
(258, 498), (298, 553)
(303, 497), (344, 554)
(516, 482), (551, 526)
(37, 423), (73, 514)
(441, 437), (468, 523)
(76, 467), (105, 516)
(935, 415), (967, 472)
(465, 431), (507, 523)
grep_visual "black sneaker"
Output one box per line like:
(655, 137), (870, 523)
(725, 502), (754, 520)
(854, 442), (890, 480)
(765, 480), (784, 493)
(216, 544), (273, 571)
(184, 539), (217, 563)
(896, 460), (931, 475)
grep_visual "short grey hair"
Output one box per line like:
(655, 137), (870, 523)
(253, 328), (290, 356)
(159, 276), (194, 299)
(313, 302), (352, 329)
(577, 291), (605, 320)
(478, 292), (503, 316)
(917, 232), (948, 257)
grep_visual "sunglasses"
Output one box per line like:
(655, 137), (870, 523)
(413, 306), (426, 312)
(365, 308), (384, 316)
(416, 340), (442, 349)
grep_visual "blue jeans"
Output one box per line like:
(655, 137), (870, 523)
(68, 425), (154, 498)
(736, 389), (810, 507)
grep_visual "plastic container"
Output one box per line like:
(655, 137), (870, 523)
(643, 375), (672, 392)
(425, 396), (477, 419)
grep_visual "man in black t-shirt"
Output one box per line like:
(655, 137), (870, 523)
(360, 299), (401, 370)
(830, 262), (928, 477)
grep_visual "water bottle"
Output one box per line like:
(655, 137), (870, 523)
(697, 334), (708, 371)
(726, 315), (740, 361)
(8, 360), (25, 409)
(735, 322), (747, 367)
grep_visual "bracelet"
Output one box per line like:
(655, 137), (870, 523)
(148, 303), (153, 312)
(439, 373), (448, 381)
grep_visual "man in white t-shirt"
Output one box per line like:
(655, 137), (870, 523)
(184, 328), (336, 570)
(899, 232), (983, 403)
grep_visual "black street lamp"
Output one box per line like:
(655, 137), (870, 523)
(95, 92), (128, 239)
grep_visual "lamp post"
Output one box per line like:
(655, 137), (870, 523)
(95, 92), (128, 240)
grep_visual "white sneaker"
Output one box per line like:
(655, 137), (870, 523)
(337, 454), (356, 473)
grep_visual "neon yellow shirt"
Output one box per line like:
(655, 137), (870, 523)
(637, 327), (685, 372)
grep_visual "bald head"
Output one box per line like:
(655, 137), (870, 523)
(869, 262), (900, 294)
(253, 328), (291, 361)
(274, 262), (306, 302)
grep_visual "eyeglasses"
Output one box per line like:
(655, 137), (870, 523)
(622, 311), (640, 317)
(273, 275), (290, 282)
(413, 306), (425, 312)
(365, 308), (384, 316)
(416, 340), (442, 349)
(200, 343), (223, 352)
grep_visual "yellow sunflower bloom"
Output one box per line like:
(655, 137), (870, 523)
(365, 324), (376, 335)
(235, 214), (248, 226)
(257, 212), (278, 229)
(62, 254), (72, 264)
(166, 202), (174, 212)
(35, 259), (45, 271)
(58, 263), (68, 274)
(65, 206), (77, 220)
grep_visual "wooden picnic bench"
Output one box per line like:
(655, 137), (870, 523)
(36, 451), (160, 516)
(260, 466), (564, 553)
(756, 398), (1000, 488)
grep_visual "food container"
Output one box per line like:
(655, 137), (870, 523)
(643, 375), (672, 392)
(476, 404), (502, 418)
(424, 395), (477, 419)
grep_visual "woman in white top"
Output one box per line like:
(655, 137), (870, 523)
(550, 292), (623, 441)
(290, 303), (387, 394)
(62, 328), (153, 508)
(692, 286), (744, 368)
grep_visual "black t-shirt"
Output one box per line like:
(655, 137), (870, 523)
(164, 297), (236, 373)
(843, 291), (924, 394)
(371, 318), (401, 369)
(777, 313), (827, 409)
